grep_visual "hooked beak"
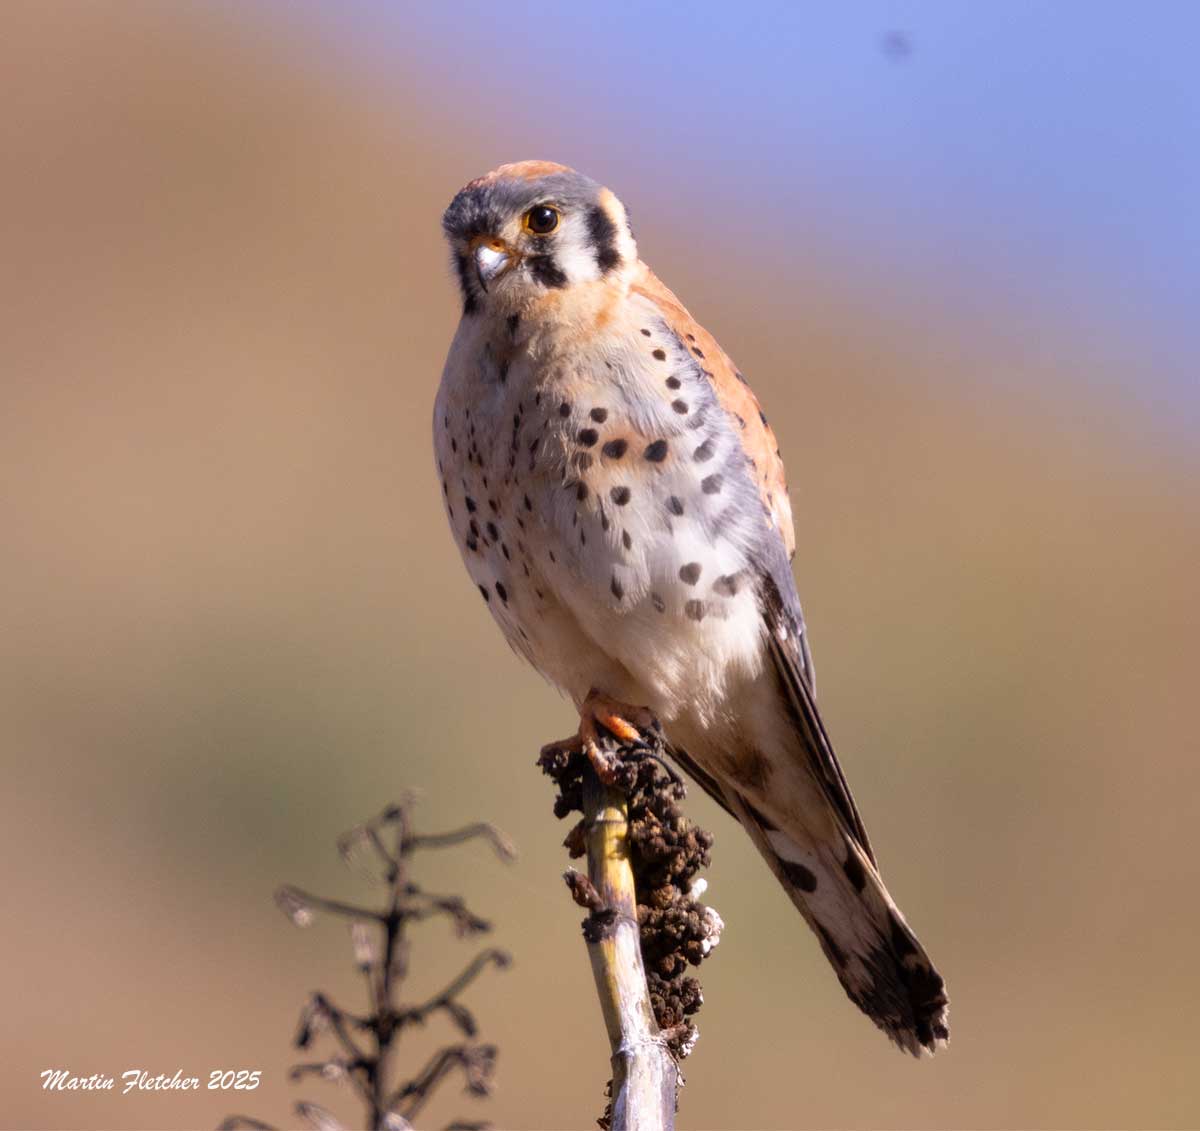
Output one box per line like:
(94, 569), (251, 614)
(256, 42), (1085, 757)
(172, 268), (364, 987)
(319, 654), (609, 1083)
(473, 242), (511, 291)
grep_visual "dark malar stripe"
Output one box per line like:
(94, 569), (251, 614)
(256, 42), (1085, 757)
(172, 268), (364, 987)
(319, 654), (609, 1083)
(454, 251), (478, 315)
(528, 254), (568, 288)
(587, 205), (622, 273)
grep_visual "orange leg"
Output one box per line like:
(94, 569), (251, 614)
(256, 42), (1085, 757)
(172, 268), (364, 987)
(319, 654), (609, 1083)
(542, 689), (661, 783)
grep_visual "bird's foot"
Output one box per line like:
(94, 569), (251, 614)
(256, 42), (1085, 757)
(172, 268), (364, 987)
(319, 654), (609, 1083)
(540, 690), (663, 785)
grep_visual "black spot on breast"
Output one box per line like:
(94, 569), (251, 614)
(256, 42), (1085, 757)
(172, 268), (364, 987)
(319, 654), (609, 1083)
(495, 582), (508, 604)
(640, 328), (651, 337)
(576, 482), (588, 501)
(486, 521), (499, 540)
(578, 428), (599, 447)
(701, 474), (723, 494)
(465, 497), (477, 512)
(610, 574), (624, 600)
(643, 439), (668, 462)
(780, 859), (818, 893)
(523, 495), (532, 511)
(712, 573), (741, 597)
(590, 407), (608, 423)
(559, 402), (571, 417)
(672, 400), (689, 414)
(529, 254), (568, 288)
(685, 599), (706, 621)
(652, 348), (667, 361)
(666, 496), (684, 516)
(693, 439), (714, 462)
(602, 438), (627, 459)
(679, 562), (702, 585)
(610, 486), (631, 506)
(665, 376), (682, 390)
(622, 530), (633, 550)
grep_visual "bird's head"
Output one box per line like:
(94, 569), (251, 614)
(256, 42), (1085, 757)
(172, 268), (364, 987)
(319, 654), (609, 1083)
(441, 161), (637, 318)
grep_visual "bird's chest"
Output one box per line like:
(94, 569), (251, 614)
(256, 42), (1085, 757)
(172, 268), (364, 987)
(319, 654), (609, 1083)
(434, 337), (607, 681)
(435, 318), (770, 712)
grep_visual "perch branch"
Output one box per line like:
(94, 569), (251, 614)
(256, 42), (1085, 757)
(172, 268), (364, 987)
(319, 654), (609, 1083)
(541, 729), (721, 1129)
(581, 770), (678, 1131)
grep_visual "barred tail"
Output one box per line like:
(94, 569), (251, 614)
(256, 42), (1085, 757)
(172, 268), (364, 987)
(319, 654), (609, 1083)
(727, 790), (950, 1056)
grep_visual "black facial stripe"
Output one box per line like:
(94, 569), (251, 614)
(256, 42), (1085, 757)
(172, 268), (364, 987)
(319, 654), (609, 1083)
(528, 254), (568, 289)
(586, 204), (621, 273)
(453, 251), (478, 316)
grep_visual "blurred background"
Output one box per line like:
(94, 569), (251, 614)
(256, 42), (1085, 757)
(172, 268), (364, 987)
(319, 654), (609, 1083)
(3, 2), (1199, 1127)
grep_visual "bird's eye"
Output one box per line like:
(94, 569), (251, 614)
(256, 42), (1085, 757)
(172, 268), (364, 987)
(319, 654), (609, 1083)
(524, 205), (560, 235)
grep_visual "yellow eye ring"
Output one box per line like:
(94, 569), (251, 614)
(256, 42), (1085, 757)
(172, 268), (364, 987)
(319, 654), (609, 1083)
(523, 204), (560, 235)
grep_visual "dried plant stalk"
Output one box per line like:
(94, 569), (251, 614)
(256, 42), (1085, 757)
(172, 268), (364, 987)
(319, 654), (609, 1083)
(222, 798), (511, 1131)
(581, 772), (678, 1131)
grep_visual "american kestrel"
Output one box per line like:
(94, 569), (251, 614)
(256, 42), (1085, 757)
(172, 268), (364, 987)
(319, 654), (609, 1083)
(433, 161), (949, 1055)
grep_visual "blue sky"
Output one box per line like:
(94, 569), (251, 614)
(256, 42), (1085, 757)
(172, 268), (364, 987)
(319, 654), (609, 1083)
(279, 1), (1199, 429)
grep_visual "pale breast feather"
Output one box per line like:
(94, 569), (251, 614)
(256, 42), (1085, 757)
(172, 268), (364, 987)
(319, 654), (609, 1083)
(507, 308), (781, 712)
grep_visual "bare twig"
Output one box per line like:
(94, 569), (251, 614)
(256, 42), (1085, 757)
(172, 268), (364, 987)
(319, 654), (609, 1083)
(402, 823), (518, 862)
(224, 795), (512, 1131)
(387, 1043), (498, 1123)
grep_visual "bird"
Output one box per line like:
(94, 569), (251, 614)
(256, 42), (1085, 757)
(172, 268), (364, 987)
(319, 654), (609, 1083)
(433, 161), (949, 1055)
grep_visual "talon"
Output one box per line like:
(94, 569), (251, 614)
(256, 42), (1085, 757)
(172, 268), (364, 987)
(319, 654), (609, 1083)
(583, 737), (622, 785)
(580, 689), (661, 748)
(580, 689), (662, 781)
(543, 691), (662, 784)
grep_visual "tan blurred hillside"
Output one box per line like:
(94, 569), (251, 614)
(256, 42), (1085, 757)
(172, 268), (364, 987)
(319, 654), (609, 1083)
(3, 5), (1199, 1129)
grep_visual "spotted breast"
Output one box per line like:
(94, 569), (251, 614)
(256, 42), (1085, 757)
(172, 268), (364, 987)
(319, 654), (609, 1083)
(434, 161), (949, 1056)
